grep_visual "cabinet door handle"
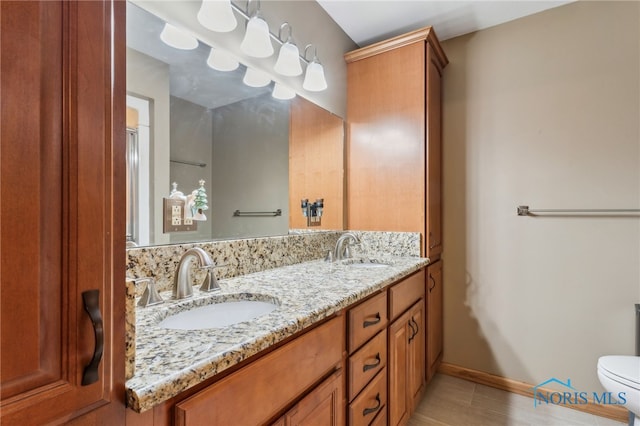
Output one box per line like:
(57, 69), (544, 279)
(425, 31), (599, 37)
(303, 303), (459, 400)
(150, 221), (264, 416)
(412, 318), (419, 339)
(363, 353), (381, 372)
(81, 289), (104, 386)
(363, 312), (381, 328)
(429, 274), (436, 293)
(408, 318), (417, 343)
(362, 393), (381, 417)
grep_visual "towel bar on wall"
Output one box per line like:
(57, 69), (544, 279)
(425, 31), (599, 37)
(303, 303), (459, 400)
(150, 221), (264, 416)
(233, 209), (282, 217)
(170, 159), (207, 168)
(517, 205), (640, 216)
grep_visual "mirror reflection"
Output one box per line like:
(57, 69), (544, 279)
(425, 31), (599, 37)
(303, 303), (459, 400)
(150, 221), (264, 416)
(125, 2), (344, 247)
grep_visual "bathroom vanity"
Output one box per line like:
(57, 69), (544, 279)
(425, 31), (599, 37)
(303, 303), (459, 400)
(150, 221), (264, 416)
(125, 255), (429, 425)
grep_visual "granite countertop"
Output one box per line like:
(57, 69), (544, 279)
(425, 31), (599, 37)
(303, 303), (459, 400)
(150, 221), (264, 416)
(126, 255), (429, 412)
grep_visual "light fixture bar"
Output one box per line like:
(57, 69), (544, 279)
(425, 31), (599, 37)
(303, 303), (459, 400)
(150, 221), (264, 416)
(229, 0), (311, 65)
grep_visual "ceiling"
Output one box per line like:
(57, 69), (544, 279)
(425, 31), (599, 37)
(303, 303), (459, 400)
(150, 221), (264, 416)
(315, 0), (574, 46)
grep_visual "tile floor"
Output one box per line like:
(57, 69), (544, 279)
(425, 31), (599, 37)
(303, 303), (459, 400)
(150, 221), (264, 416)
(408, 374), (627, 426)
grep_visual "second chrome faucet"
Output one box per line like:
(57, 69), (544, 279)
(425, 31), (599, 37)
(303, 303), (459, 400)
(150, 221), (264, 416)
(173, 247), (219, 299)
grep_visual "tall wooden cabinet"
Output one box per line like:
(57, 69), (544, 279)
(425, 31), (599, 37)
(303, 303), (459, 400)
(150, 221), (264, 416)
(345, 27), (447, 260)
(0, 1), (126, 424)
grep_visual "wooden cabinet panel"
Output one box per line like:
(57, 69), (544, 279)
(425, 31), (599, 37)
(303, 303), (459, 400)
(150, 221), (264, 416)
(0, 1), (125, 424)
(389, 300), (425, 426)
(370, 406), (387, 426)
(289, 97), (345, 230)
(427, 260), (444, 380)
(349, 368), (387, 426)
(284, 369), (345, 426)
(348, 292), (388, 354)
(175, 316), (344, 426)
(426, 43), (444, 260)
(389, 269), (425, 321)
(348, 329), (387, 402)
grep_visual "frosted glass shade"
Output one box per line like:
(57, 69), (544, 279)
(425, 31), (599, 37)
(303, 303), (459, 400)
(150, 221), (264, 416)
(243, 68), (271, 87)
(274, 42), (302, 76)
(206, 48), (239, 72)
(240, 16), (273, 58)
(303, 61), (327, 91)
(272, 83), (296, 100)
(197, 0), (237, 32)
(160, 23), (198, 50)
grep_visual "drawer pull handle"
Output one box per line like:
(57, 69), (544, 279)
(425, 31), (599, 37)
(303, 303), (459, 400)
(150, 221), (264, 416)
(408, 318), (417, 343)
(429, 274), (436, 292)
(81, 289), (104, 386)
(362, 393), (381, 417)
(363, 313), (381, 328)
(363, 353), (381, 372)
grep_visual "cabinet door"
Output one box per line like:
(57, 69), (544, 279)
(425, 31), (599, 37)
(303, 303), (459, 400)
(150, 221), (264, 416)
(346, 41), (426, 235)
(0, 1), (125, 424)
(408, 301), (425, 408)
(285, 369), (345, 426)
(427, 260), (444, 380)
(388, 310), (411, 426)
(426, 43), (444, 259)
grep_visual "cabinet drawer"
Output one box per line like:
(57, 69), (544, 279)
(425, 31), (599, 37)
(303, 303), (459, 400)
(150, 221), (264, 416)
(348, 329), (387, 402)
(349, 368), (387, 426)
(348, 292), (388, 354)
(175, 316), (344, 426)
(389, 269), (425, 321)
(370, 405), (387, 426)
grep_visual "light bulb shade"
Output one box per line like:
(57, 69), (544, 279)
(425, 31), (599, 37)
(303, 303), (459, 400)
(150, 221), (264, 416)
(206, 48), (239, 71)
(272, 83), (296, 100)
(274, 42), (302, 76)
(160, 23), (198, 50)
(197, 0), (237, 32)
(240, 16), (274, 58)
(243, 68), (271, 87)
(303, 61), (328, 91)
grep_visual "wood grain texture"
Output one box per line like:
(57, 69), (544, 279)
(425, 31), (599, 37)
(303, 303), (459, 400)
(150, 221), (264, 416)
(289, 97), (345, 230)
(389, 270), (425, 322)
(348, 329), (387, 402)
(349, 368), (387, 426)
(389, 312), (411, 426)
(174, 316), (344, 426)
(427, 261), (443, 381)
(346, 41), (426, 235)
(284, 369), (345, 426)
(0, 0), (125, 423)
(348, 291), (388, 354)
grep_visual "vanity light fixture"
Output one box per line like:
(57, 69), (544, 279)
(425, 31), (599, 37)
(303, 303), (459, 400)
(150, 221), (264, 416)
(272, 82), (296, 100)
(206, 47), (239, 72)
(197, 0), (237, 33)
(243, 67), (271, 87)
(240, 0), (273, 58)
(302, 45), (328, 92)
(160, 23), (198, 50)
(274, 23), (302, 77)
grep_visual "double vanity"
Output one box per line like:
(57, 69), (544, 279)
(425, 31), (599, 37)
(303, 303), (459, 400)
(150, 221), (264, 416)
(125, 231), (433, 425)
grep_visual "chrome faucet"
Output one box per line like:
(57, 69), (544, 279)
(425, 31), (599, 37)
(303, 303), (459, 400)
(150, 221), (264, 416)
(173, 247), (214, 299)
(334, 232), (362, 261)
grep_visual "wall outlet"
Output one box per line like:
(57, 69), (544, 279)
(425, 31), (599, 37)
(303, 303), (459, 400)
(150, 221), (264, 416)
(172, 217), (181, 226)
(184, 217), (193, 225)
(163, 198), (197, 233)
(172, 205), (182, 216)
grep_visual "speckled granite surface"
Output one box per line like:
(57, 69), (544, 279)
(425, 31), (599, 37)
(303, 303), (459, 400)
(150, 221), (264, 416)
(125, 231), (421, 296)
(125, 255), (428, 412)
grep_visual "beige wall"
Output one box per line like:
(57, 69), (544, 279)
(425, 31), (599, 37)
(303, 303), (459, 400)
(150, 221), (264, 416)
(441, 0), (640, 393)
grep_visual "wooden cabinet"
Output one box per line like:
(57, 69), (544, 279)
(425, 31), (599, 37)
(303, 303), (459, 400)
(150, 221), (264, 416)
(0, 1), (126, 424)
(175, 317), (344, 426)
(387, 270), (425, 426)
(345, 27), (448, 259)
(427, 260), (444, 381)
(278, 369), (344, 426)
(389, 301), (425, 426)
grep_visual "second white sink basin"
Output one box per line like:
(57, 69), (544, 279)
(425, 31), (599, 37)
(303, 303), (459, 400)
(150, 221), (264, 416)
(158, 300), (278, 330)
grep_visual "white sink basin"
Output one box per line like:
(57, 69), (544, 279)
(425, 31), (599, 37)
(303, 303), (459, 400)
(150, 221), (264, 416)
(158, 300), (278, 330)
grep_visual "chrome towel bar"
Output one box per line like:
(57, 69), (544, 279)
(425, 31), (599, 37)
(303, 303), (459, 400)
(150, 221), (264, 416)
(170, 159), (207, 168)
(517, 205), (640, 216)
(233, 209), (282, 217)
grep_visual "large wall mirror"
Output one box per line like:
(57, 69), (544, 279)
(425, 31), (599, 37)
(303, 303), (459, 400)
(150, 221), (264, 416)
(126, 1), (345, 247)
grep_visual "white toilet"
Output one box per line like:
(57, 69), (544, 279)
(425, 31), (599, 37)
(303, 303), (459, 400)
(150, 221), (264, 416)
(597, 356), (640, 425)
